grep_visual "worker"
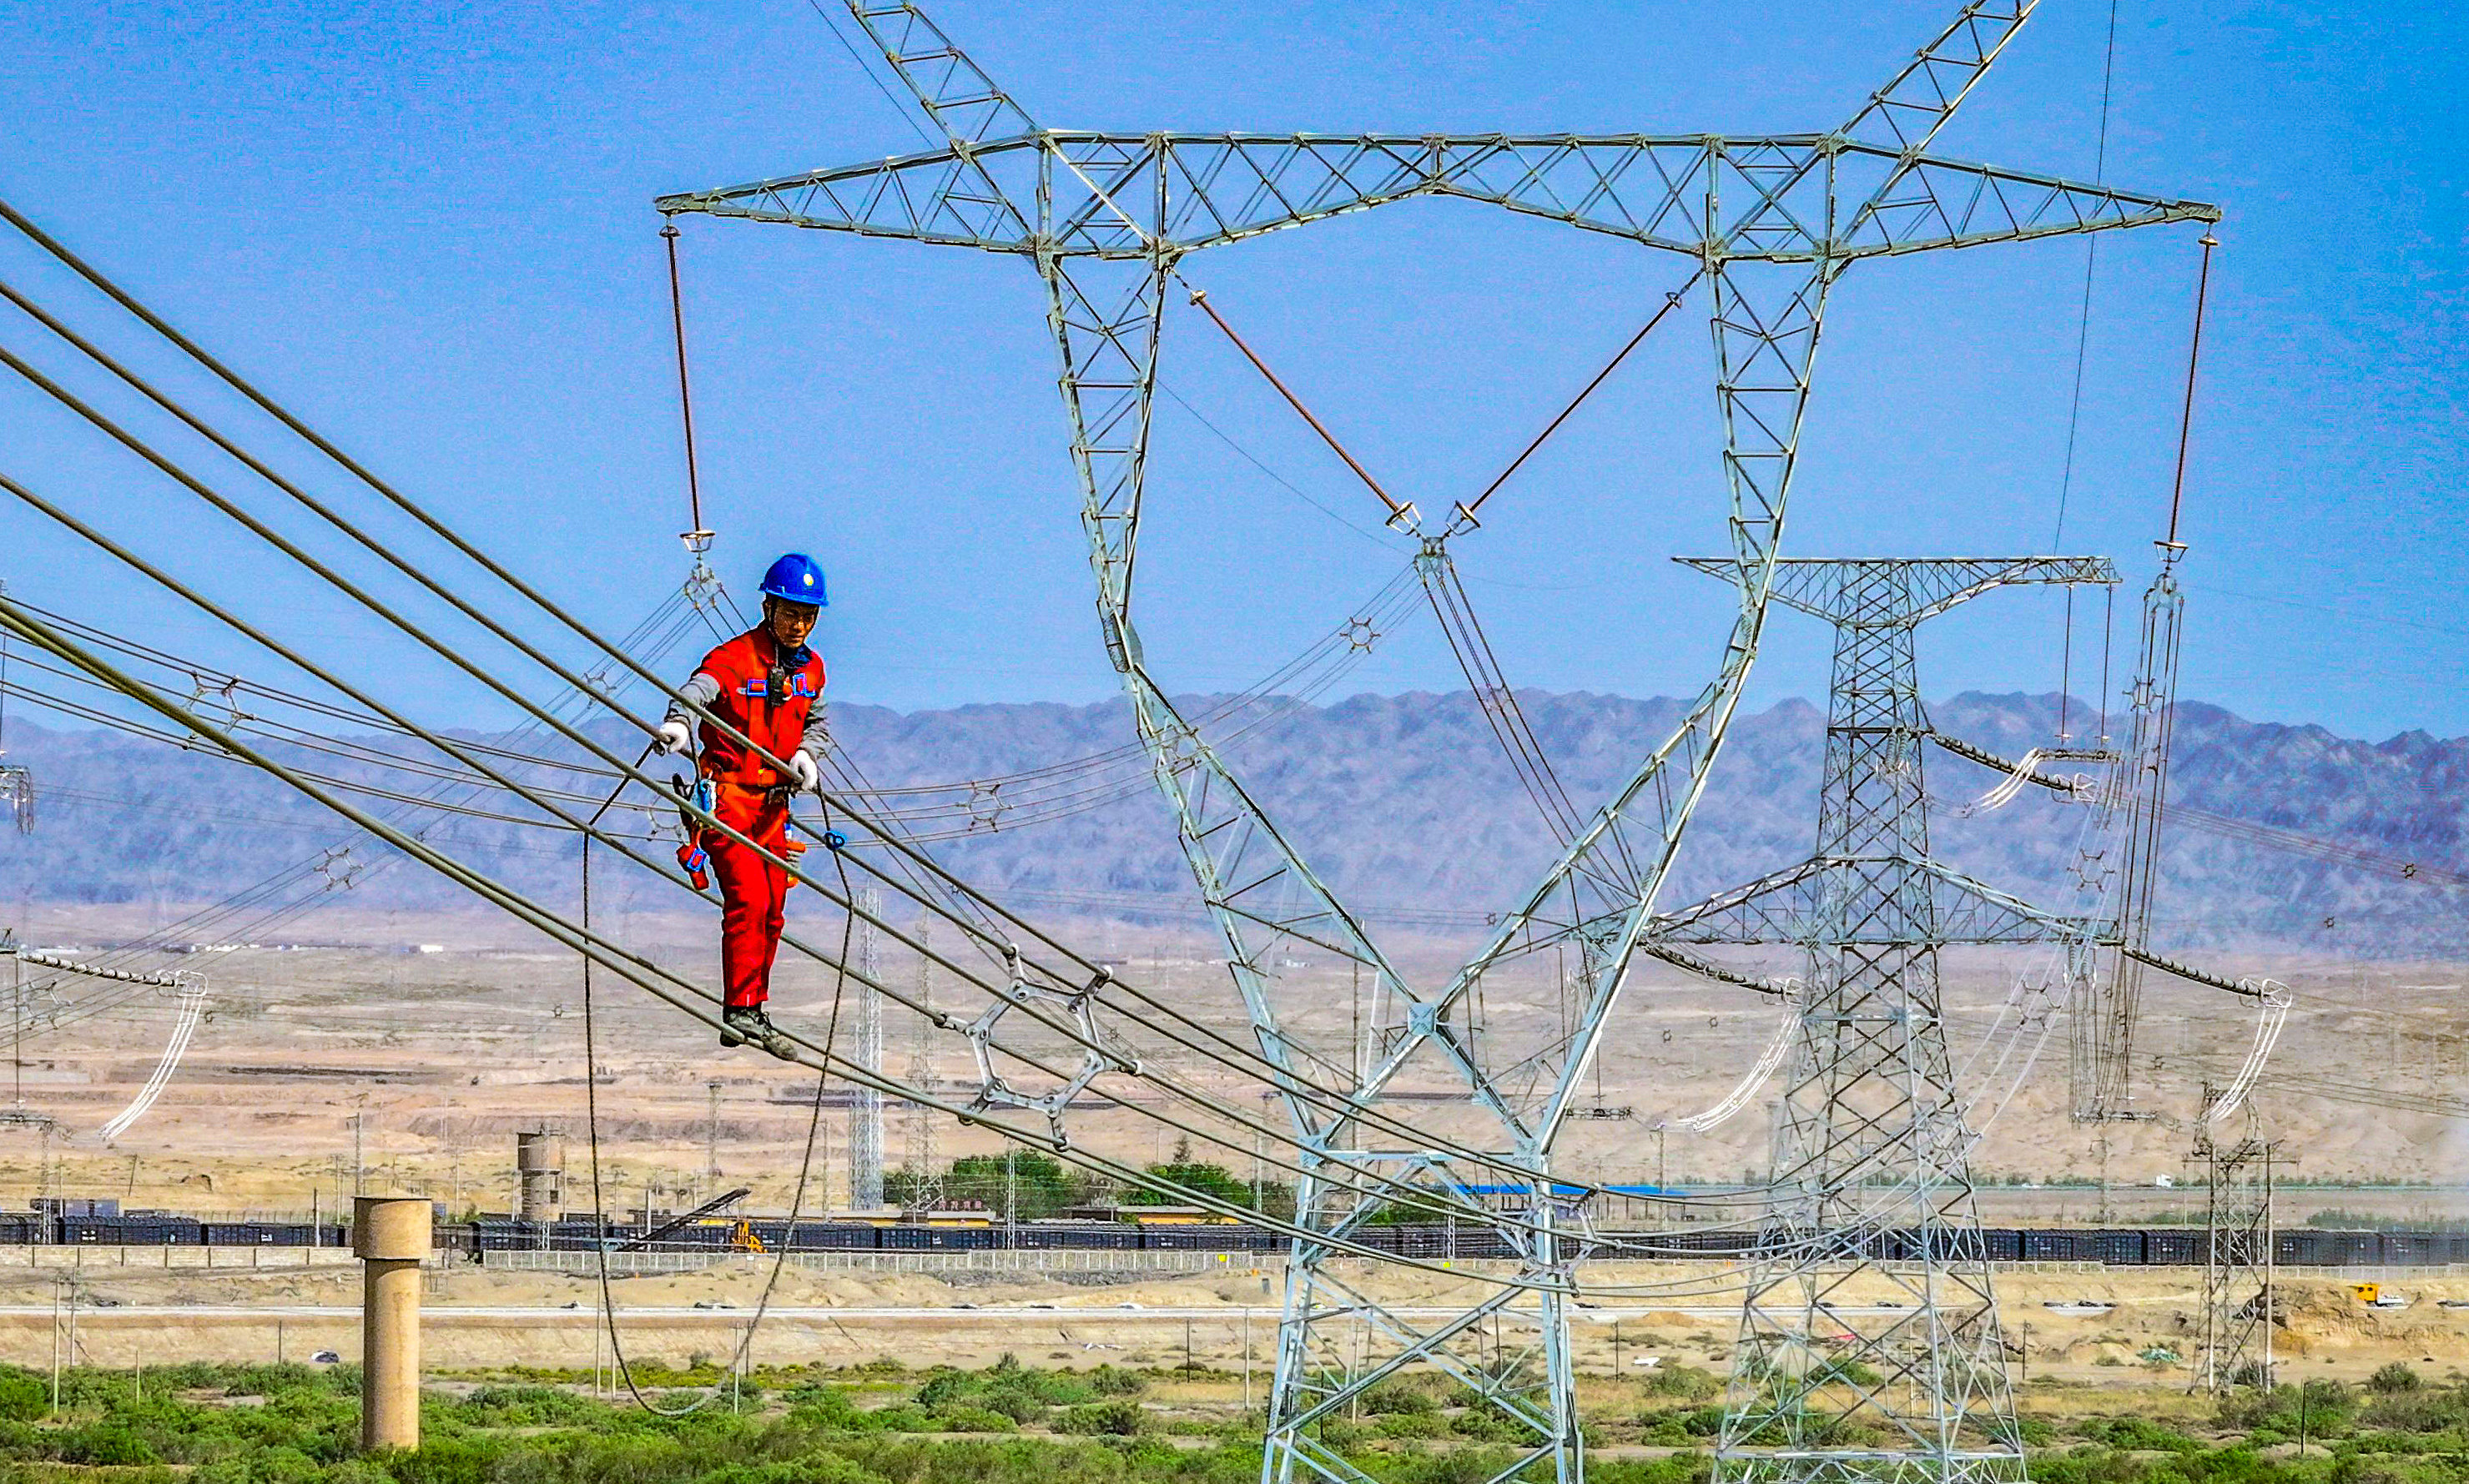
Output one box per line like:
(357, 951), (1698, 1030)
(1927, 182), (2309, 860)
(655, 553), (830, 1057)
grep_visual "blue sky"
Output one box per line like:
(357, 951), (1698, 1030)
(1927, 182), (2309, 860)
(1, 1), (2462, 740)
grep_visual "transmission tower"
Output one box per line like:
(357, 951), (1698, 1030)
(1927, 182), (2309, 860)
(1645, 556), (2287, 1483)
(664, 6), (2219, 1480)
(849, 888), (886, 1210)
(901, 918), (940, 1215)
(2192, 1094), (2274, 1394)
(1676, 558), (2111, 1484)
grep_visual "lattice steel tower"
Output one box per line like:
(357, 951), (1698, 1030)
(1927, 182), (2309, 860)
(2192, 1095), (2275, 1394)
(663, 7), (2220, 1481)
(1670, 557), (2112, 1484)
(849, 887), (887, 1210)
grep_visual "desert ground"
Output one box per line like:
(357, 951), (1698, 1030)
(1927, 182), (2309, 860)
(0, 903), (2453, 1215)
(0, 899), (2456, 1381)
(0, 1249), (2463, 1387)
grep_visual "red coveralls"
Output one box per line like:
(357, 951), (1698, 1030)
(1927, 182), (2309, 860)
(678, 628), (825, 1010)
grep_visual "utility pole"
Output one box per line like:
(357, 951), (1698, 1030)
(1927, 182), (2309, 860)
(11, 956), (22, 1111)
(1252, 1091), (1267, 1212)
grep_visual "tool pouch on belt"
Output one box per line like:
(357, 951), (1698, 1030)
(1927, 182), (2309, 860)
(670, 773), (715, 889)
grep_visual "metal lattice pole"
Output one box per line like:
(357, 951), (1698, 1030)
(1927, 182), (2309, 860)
(901, 918), (940, 1215)
(849, 888), (885, 1210)
(2193, 1098), (2274, 1394)
(1695, 559), (2114, 1484)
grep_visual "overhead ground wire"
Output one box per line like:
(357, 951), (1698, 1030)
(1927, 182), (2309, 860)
(0, 432), (1633, 1226)
(0, 200), (1833, 1244)
(0, 475), (1771, 1246)
(0, 590), (1810, 1293)
(2, 205), (1418, 1087)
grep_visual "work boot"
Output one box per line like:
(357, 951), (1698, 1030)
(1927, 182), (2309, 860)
(721, 1005), (796, 1060)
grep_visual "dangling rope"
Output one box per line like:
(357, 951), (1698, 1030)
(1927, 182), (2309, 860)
(2165, 234), (2220, 550)
(581, 752), (853, 1415)
(1458, 270), (1702, 527)
(1179, 279), (1413, 529)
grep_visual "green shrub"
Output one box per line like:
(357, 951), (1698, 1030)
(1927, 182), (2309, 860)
(2359, 1390), (2469, 1436)
(59, 1423), (163, 1466)
(1638, 1366), (1721, 1402)
(975, 1386), (1049, 1425)
(1054, 1400), (1146, 1436)
(1087, 1366), (1146, 1398)
(452, 1383), (604, 1428)
(932, 1405), (1020, 1434)
(2077, 1416), (2204, 1454)
(0, 1366), (44, 1422)
(1449, 1407), (1524, 1442)
(868, 1404), (935, 1433)
(689, 1459), (877, 1484)
(784, 1388), (869, 1431)
(2369, 1364), (2424, 1396)
(1811, 1360), (1883, 1389)
(914, 1370), (971, 1410)
(1591, 1452), (1713, 1484)
(1359, 1381), (1438, 1416)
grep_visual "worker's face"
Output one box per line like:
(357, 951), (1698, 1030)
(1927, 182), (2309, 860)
(766, 598), (819, 650)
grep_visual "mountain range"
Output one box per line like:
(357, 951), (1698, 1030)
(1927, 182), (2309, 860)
(0, 689), (2459, 956)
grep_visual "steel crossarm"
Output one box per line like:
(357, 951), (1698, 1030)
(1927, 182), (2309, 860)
(656, 133), (2215, 262)
(1647, 860), (1831, 946)
(1678, 554), (2119, 626)
(1642, 859), (2100, 948)
(1926, 862), (2103, 943)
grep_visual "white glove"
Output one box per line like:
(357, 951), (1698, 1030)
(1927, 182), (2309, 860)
(654, 719), (693, 755)
(789, 750), (821, 792)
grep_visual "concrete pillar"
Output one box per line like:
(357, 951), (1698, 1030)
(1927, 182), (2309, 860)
(515, 1129), (563, 1225)
(353, 1196), (430, 1451)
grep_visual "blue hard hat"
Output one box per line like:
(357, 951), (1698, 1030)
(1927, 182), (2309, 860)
(758, 552), (828, 607)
